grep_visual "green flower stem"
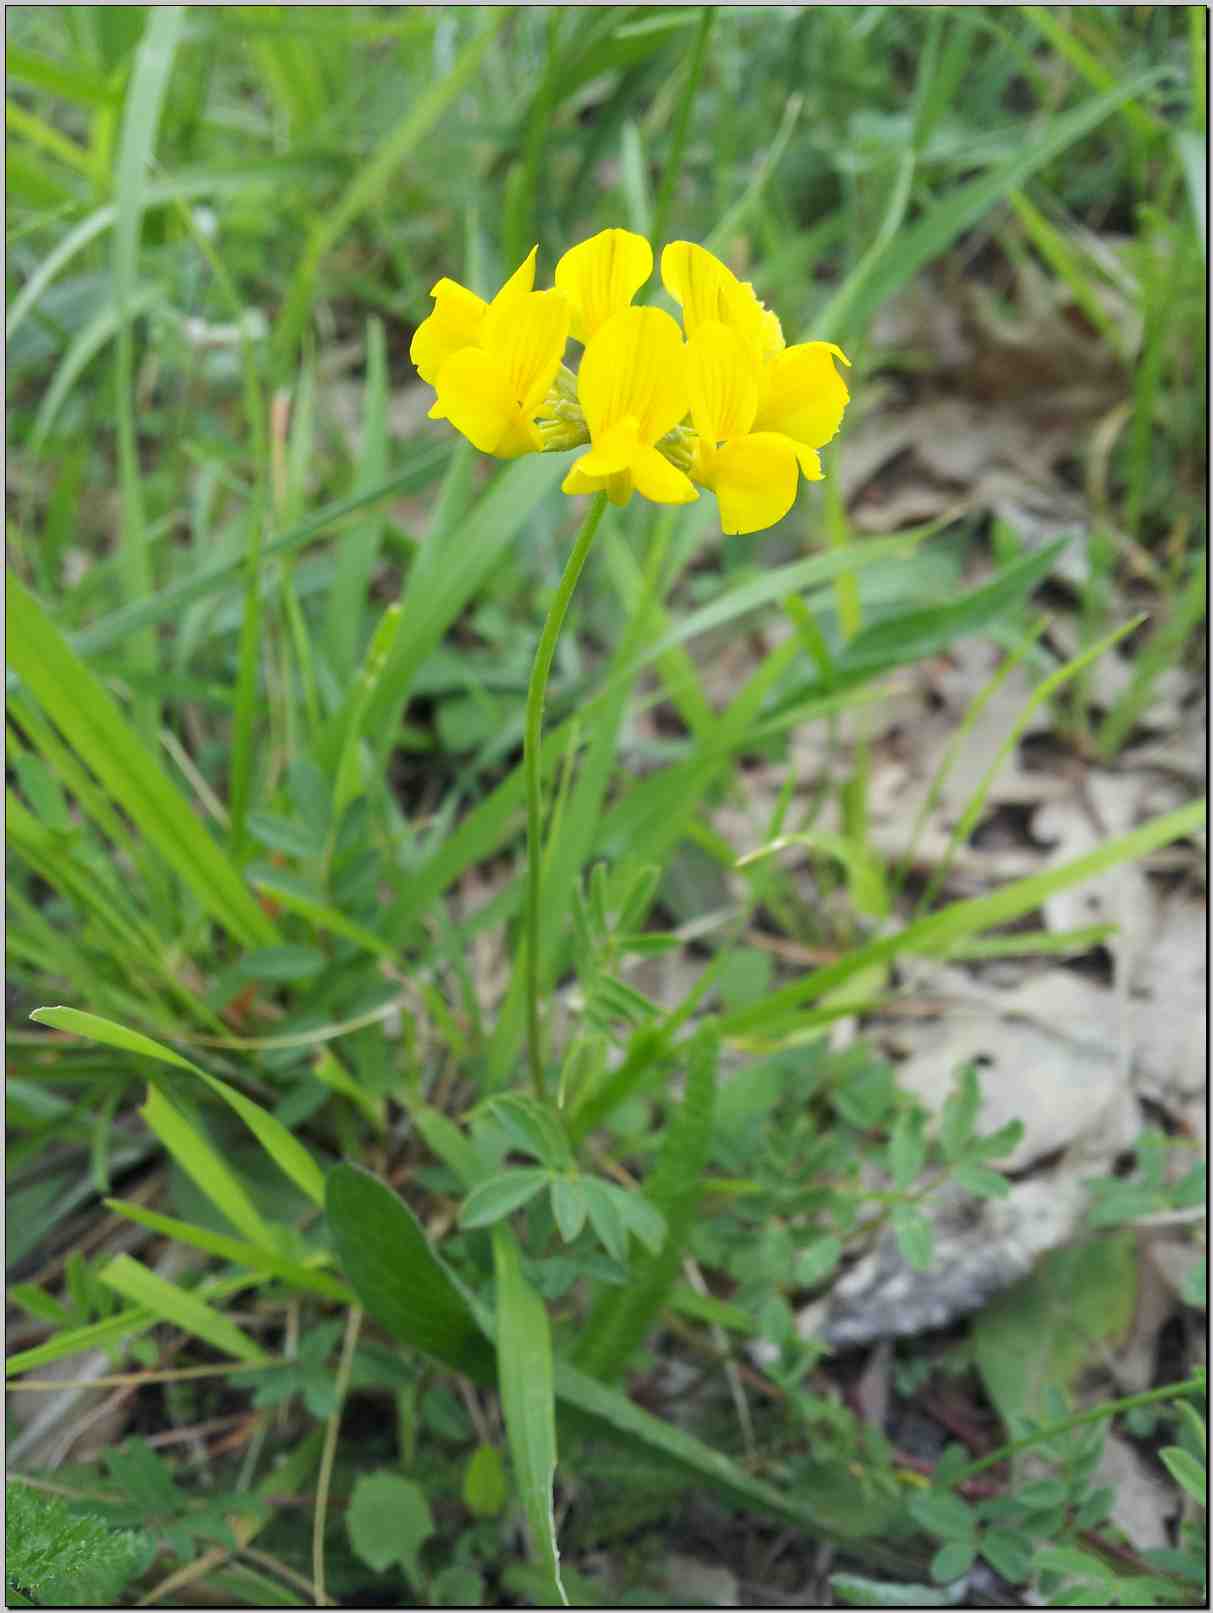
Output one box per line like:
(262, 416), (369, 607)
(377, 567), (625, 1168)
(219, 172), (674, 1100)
(525, 491), (609, 1099)
(953, 1372), (1206, 1483)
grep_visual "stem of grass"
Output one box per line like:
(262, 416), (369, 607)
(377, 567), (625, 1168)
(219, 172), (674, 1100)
(525, 491), (608, 1099)
(651, 6), (714, 255)
(951, 1372), (1205, 1483)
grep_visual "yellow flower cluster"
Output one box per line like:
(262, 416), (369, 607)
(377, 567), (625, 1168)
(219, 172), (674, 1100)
(410, 228), (850, 536)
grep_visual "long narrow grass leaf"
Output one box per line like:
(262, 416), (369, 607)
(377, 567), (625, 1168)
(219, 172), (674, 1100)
(492, 1227), (566, 1606)
(8, 575), (279, 949)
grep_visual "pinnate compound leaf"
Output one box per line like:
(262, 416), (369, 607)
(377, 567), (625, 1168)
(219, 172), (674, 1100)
(482, 1093), (574, 1169)
(346, 1471), (433, 1586)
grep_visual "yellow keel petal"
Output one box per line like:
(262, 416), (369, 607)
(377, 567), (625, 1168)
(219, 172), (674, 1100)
(712, 432), (800, 535)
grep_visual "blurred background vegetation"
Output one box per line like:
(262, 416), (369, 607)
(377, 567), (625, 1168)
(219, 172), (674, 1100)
(6, 5), (1207, 1608)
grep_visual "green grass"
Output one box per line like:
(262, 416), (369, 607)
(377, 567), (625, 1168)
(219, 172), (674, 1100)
(6, 6), (1207, 1608)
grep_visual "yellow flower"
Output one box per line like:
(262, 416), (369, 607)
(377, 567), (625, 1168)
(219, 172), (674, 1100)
(428, 288), (571, 459)
(686, 319), (851, 535)
(410, 245), (538, 386)
(554, 227), (653, 345)
(561, 306), (698, 509)
(410, 247), (571, 460)
(410, 232), (851, 529)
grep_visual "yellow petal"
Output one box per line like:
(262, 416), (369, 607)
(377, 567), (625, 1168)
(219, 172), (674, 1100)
(686, 321), (760, 443)
(561, 459), (635, 507)
(409, 277), (488, 384)
(754, 341), (851, 448)
(795, 444), (823, 481)
(630, 445), (698, 506)
(578, 417), (641, 476)
(711, 432), (801, 535)
(578, 306), (688, 447)
(555, 228), (652, 344)
(661, 241), (768, 359)
(481, 288), (571, 417)
(431, 347), (540, 458)
(490, 244), (539, 310)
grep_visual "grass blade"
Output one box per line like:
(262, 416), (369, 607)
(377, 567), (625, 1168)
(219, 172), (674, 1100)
(8, 574), (279, 950)
(32, 1006), (326, 1209)
(492, 1227), (566, 1606)
(815, 67), (1165, 339)
(104, 1200), (352, 1303)
(273, 7), (509, 368)
(141, 1084), (274, 1248)
(100, 1253), (267, 1363)
(722, 798), (1206, 1038)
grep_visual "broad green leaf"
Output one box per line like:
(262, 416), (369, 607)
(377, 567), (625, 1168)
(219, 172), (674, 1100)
(8, 578), (278, 950)
(973, 1232), (1137, 1435)
(492, 1228), (565, 1606)
(325, 1163), (497, 1384)
(346, 1472), (434, 1587)
(232, 946), (327, 983)
(463, 1443), (508, 1517)
(980, 1528), (1034, 1585)
(100, 1254), (266, 1363)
